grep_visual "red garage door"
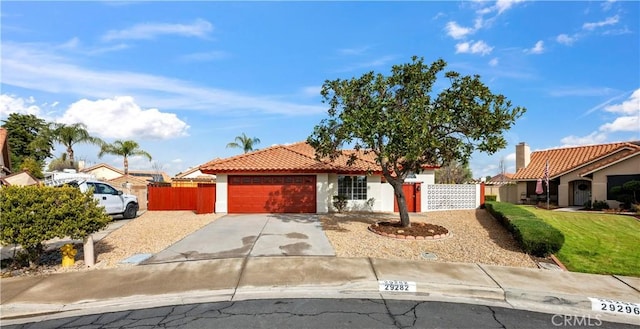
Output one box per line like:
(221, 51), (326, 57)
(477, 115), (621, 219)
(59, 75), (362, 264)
(228, 175), (316, 213)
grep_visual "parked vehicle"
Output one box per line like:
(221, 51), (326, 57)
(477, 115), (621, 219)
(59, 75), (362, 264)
(53, 178), (139, 219)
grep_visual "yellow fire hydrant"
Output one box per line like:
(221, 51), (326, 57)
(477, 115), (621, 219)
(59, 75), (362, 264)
(60, 243), (77, 267)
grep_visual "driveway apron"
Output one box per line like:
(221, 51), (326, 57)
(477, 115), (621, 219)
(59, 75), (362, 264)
(143, 214), (335, 264)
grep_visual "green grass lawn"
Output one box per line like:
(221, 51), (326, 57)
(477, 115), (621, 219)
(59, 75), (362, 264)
(526, 207), (640, 277)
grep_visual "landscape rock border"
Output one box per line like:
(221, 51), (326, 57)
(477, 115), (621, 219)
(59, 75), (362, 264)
(368, 222), (451, 241)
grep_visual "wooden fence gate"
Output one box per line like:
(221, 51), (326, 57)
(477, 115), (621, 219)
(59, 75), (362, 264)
(147, 184), (216, 214)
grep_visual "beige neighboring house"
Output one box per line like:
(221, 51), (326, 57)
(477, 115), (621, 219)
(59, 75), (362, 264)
(172, 166), (216, 187)
(484, 173), (518, 203)
(108, 174), (150, 210)
(0, 128), (12, 177)
(80, 163), (124, 181)
(1, 171), (40, 186)
(512, 141), (640, 208)
(128, 169), (171, 184)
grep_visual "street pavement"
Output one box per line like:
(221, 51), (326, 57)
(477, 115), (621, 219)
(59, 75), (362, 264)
(4, 298), (639, 329)
(1, 213), (639, 326)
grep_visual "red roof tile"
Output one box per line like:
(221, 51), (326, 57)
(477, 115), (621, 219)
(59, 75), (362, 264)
(200, 142), (382, 174)
(512, 141), (640, 180)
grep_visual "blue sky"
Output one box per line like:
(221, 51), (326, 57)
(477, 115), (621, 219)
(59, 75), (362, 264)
(1, 1), (638, 178)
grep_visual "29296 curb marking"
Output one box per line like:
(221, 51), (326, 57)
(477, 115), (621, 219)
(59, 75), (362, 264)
(588, 297), (640, 316)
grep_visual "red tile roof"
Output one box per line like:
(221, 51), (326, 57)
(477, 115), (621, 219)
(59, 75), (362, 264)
(200, 142), (382, 174)
(512, 141), (640, 180)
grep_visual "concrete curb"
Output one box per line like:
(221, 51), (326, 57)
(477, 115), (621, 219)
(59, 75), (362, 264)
(1, 258), (639, 326)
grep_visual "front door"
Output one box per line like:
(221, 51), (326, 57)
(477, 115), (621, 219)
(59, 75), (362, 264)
(573, 180), (591, 206)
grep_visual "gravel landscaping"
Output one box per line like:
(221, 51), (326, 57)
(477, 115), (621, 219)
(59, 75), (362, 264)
(321, 209), (539, 268)
(2, 208), (539, 277)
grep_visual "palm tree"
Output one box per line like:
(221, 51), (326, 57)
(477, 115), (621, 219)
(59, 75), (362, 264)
(98, 140), (152, 175)
(226, 133), (261, 154)
(51, 123), (104, 168)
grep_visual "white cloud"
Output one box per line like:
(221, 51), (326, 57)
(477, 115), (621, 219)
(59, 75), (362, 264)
(179, 51), (229, 62)
(102, 19), (213, 41)
(549, 87), (615, 97)
(171, 158), (183, 163)
(337, 46), (371, 56)
(445, 21), (475, 39)
(563, 89), (640, 142)
(603, 88), (640, 114)
(527, 40), (544, 54)
(455, 40), (493, 55)
(0, 94), (43, 118)
(58, 96), (190, 140)
(582, 15), (619, 30)
(488, 57), (499, 66)
(560, 132), (608, 146)
(556, 34), (577, 45)
(495, 0), (526, 14)
(301, 86), (322, 97)
(1, 42), (325, 116)
(599, 116), (639, 132)
(599, 89), (640, 132)
(337, 55), (398, 72)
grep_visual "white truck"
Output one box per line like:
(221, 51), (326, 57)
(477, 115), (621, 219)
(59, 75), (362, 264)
(45, 171), (139, 219)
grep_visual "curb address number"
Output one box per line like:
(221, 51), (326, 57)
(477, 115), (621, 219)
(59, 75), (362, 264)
(379, 280), (417, 292)
(589, 297), (640, 316)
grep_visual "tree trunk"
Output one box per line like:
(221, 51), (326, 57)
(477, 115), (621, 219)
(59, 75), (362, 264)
(67, 146), (75, 168)
(389, 178), (411, 227)
(123, 156), (129, 175)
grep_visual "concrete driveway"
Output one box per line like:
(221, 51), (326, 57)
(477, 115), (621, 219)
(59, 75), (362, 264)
(143, 214), (335, 264)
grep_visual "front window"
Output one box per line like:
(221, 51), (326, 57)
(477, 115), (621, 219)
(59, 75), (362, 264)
(338, 175), (367, 200)
(607, 174), (640, 200)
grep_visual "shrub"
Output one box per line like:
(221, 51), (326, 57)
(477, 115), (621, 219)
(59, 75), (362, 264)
(592, 200), (610, 210)
(332, 195), (348, 213)
(485, 201), (564, 257)
(0, 185), (111, 268)
(485, 195), (497, 202)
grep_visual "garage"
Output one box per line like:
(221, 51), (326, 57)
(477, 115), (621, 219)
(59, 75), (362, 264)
(228, 175), (316, 213)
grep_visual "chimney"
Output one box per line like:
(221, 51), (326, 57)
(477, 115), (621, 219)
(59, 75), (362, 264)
(515, 142), (530, 171)
(77, 160), (85, 171)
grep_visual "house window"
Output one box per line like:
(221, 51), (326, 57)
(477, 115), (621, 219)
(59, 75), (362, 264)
(607, 174), (640, 200)
(338, 175), (367, 200)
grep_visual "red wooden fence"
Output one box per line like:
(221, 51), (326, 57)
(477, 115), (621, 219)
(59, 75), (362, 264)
(148, 184), (216, 214)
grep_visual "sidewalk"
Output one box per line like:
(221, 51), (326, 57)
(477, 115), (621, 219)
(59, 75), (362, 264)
(1, 257), (639, 326)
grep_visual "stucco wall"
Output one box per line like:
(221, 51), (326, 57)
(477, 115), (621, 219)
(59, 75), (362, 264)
(591, 156), (640, 208)
(316, 173), (329, 213)
(88, 167), (122, 181)
(215, 174), (228, 213)
(555, 155), (639, 207)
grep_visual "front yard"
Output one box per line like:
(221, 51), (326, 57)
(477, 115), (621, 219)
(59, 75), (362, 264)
(527, 207), (640, 277)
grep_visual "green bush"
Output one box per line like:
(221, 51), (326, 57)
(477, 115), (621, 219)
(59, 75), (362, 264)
(485, 195), (497, 202)
(0, 185), (111, 267)
(592, 200), (610, 211)
(485, 201), (564, 257)
(332, 194), (348, 213)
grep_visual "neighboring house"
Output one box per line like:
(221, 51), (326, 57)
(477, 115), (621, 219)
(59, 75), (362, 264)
(200, 141), (437, 214)
(484, 173), (518, 203)
(80, 163), (124, 181)
(128, 169), (172, 184)
(0, 170), (40, 186)
(511, 141), (640, 208)
(81, 163), (170, 184)
(0, 128), (12, 177)
(172, 166), (216, 187)
(108, 174), (150, 210)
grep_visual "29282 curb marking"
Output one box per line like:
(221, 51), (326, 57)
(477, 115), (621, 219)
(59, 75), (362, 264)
(588, 297), (640, 316)
(378, 280), (417, 292)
